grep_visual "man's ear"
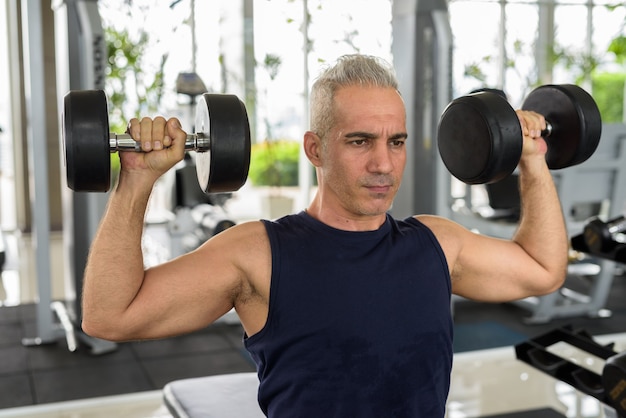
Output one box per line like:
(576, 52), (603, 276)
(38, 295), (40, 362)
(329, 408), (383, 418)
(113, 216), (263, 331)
(304, 131), (322, 167)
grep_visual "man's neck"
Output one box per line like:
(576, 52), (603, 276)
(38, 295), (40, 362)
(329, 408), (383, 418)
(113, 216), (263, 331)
(305, 196), (388, 232)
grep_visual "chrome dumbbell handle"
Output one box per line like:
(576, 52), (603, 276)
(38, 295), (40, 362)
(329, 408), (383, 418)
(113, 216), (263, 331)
(606, 215), (626, 235)
(110, 133), (210, 153)
(541, 121), (553, 138)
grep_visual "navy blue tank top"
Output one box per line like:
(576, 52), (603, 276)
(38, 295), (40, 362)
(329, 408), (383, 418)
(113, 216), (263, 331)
(244, 211), (453, 417)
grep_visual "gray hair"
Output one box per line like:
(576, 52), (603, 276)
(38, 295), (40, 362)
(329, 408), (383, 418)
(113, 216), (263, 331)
(309, 54), (399, 140)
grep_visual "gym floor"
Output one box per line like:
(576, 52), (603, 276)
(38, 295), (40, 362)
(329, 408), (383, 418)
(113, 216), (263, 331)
(0, 305), (254, 409)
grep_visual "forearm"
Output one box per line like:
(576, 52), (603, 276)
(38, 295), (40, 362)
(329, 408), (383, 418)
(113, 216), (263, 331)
(513, 157), (568, 289)
(81, 173), (154, 337)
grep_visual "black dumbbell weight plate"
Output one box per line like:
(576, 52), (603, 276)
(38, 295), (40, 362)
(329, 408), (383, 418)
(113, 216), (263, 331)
(583, 218), (612, 254)
(603, 352), (626, 417)
(522, 84), (602, 169)
(195, 94), (251, 193)
(63, 90), (111, 192)
(437, 92), (523, 184)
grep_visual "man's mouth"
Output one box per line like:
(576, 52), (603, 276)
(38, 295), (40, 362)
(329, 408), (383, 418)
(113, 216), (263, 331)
(366, 184), (392, 194)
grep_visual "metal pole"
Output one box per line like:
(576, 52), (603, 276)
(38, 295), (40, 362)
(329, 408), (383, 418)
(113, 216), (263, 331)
(191, 0), (196, 72)
(585, 0), (593, 92)
(298, 0), (312, 209)
(51, 0), (116, 354)
(537, 0), (555, 85)
(21, 0), (59, 345)
(497, 0), (506, 89)
(391, 0), (452, 218)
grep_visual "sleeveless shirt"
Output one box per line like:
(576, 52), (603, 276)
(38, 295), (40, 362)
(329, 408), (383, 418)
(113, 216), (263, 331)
(244, 211), (453, 417)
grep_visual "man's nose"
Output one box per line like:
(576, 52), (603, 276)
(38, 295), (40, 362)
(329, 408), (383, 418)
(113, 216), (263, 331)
(367, 142), (394, 173)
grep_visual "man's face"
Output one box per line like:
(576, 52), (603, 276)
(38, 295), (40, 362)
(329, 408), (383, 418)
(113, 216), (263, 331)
(318, 85), (407, 218)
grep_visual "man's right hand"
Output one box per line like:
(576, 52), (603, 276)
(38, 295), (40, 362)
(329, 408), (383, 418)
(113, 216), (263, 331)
(119, 116), (187, 189)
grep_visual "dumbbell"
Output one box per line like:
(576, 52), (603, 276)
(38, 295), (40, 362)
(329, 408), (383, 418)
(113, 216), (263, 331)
(516, 327), (626, 418)
(437, 84), (602, 184)
(603, 351), (626, 417)
(62, 90), (251, 194)
(583, 215), (626, 254)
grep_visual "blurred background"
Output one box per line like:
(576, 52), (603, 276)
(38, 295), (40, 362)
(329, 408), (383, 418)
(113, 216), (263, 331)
(1, 1), (626, 417)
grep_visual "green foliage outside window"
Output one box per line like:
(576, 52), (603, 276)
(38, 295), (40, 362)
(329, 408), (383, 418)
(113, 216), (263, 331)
(248, 140), (300, 187)
(592, 72), (626, 123)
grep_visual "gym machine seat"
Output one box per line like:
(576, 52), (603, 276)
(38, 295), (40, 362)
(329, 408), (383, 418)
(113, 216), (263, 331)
(163, 372), (264, 418)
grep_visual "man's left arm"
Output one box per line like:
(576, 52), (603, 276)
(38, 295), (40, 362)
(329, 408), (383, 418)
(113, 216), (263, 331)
(423, 110), (569, 302)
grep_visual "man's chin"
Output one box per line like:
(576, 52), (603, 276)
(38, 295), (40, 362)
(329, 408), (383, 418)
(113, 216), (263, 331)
(359, 201), (393, 217)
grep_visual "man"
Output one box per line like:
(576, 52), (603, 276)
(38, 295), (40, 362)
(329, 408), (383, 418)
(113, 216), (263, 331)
(81, 54), (568, 417)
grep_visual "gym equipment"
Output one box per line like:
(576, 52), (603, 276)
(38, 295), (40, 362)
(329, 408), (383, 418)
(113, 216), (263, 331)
(62, 89), (251, 194)
(571, 215), (626, 264)
(163, 373), (263, 418)
(583, 215), (626, 254)
(516, 326), (626, 418)
(390, 0), (453, 218)
(25, 0), (118, 355)
(605, 354), (626, 417)
(0, 229), (5, 275)
(437, 84), (602, 184)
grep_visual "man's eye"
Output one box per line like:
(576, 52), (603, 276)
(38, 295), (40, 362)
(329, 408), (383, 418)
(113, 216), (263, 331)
(390, 140), (405, 148)
(351, 139), (368, 146)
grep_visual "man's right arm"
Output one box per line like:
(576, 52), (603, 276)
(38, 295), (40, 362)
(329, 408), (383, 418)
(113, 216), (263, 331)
(80, 117), (254, 341)
(81, 175), (154, 339)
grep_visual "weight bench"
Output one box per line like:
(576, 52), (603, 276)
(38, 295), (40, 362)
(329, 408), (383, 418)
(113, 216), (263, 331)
(163, 372), (264, 418)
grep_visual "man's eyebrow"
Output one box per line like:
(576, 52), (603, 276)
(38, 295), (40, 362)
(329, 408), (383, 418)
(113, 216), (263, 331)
(390, 132), (408, 140)
(345, 131), (377, 139)
(344, 132), (408, 140)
